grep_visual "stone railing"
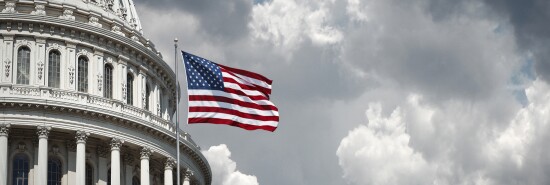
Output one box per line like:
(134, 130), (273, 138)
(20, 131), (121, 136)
(0, 85), (198, 146)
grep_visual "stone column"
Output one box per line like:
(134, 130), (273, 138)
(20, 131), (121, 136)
(163, 158), (175, 185)
(0, 124), (10, 185)
(36, 125), (51, 185)
(97, 145), (109, 185)
(110, 138), (124, 185)
(140, 147), (152, 185)
(182, 169), (193, 185)
(75, 131), (89, 185)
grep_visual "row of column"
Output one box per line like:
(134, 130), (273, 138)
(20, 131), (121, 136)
(0, 124), (193, 185)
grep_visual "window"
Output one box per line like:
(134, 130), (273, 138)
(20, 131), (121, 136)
(127, 74), (134, 105)
(145, 84), (150, 110)
(47, 157), (62, 185)
(48, 50), (61, 88)
(86, 163), (93, 185)
(16, 47), (30, 84)
(78, 57), (89, 92)
(12, 154), (29, 185)
(159, 90), (163, 117)
(132, 176), (140, 185)
(104, 65), (113, 98)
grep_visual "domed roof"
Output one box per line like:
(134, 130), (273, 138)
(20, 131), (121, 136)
(48, 0), (143, 33)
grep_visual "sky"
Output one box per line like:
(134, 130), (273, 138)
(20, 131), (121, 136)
(134, 0), (550, 185)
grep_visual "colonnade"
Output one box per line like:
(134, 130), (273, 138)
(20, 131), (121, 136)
(0, 124), (193, 185)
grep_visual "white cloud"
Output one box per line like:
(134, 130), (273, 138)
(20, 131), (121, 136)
(336, 102), (436, 185)
(202, 144), (259, 185)
(337, 78), (550, 185)
(250, 0), (343, 50)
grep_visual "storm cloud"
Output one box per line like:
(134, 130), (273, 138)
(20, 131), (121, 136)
(134, 0), (549, 184)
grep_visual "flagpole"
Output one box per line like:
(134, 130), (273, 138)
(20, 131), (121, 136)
(174, 38), (181, 185)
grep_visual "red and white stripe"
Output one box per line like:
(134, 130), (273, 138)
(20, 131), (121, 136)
(188, 64), (279, 132)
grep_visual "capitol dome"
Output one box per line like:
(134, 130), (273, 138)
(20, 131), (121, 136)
(0, 0), (211, 185)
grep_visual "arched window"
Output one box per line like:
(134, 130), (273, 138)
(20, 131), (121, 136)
(48, 50), (61, 88)
(16, 47), (31, 84)
(78, 56), (89, 92)
(85, 163), (93, 185)
(12, 153), (29, 185)
(104, 64), (113, 99)
(127, 73), (134, 105)
(132, 176), (140, 185)
(47, 157), (62, 185)
(145, 84), (150, 110)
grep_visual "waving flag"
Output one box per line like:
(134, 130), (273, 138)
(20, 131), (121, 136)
(182, 51), (279, 132)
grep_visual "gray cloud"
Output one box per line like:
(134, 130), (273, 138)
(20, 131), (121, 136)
(133, 0), (550, 185)
(483, 0), (550, 82)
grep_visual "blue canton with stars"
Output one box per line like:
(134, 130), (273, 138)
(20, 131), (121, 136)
(182, 52), (224, 91)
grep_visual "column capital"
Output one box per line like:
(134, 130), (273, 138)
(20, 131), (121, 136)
(164, 158), (175, 170)
(0, 123), (10, 137)
(110, 138), (124, 151)
(140, 147), (152, 159)
(37, 125), (51, 139)
(75, 130), (90, 144)
(184, 169), (193, 180)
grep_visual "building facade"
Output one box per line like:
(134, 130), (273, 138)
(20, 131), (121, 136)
(0, 0), (211, 185)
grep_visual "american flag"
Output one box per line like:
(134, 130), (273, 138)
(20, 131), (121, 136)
(182, 51), (279, 132)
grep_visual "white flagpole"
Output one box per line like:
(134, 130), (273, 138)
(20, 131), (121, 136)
(174, 38), (181, 185)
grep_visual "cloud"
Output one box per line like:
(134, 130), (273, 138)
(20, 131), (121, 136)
(337, 78), (550, 185)
(336, 102), (435, 185)
(202, 144), (259, 185)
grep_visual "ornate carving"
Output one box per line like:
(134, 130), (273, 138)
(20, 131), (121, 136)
(66, 140), (77, 152)
(88, 16), (102, 28)
(48, 43), (61, 51)
(31, 4), (46, 15)
(130, 18), (138, 30)
(51, 145), (60, 155)
(78, 49), (90, 57)
(184, 169), (194, 180)
(97, 74), (103, 91)
(164, 158), (176, 170)
(4, 59), (10, 77)
(140, 147), (152, 159)
(68, 66), (75, 84)
(16, 142), (26, 152)
(75, 130), (89, 144)
(111, 25), (123, 36)
(59, 9), (75, 20)
(37, 61), (44, 80)
(96, 144), (109, 158)
(15, 39), (29, 48)
(2, 2), (17, 13)
(157, 103), (161, 115)
(110, 138), (124, 150)
(0, 123), (10, 137)
(37, 125), (51, 139)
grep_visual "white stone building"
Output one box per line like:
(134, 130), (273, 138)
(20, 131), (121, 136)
(0, 0), (211, 185)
